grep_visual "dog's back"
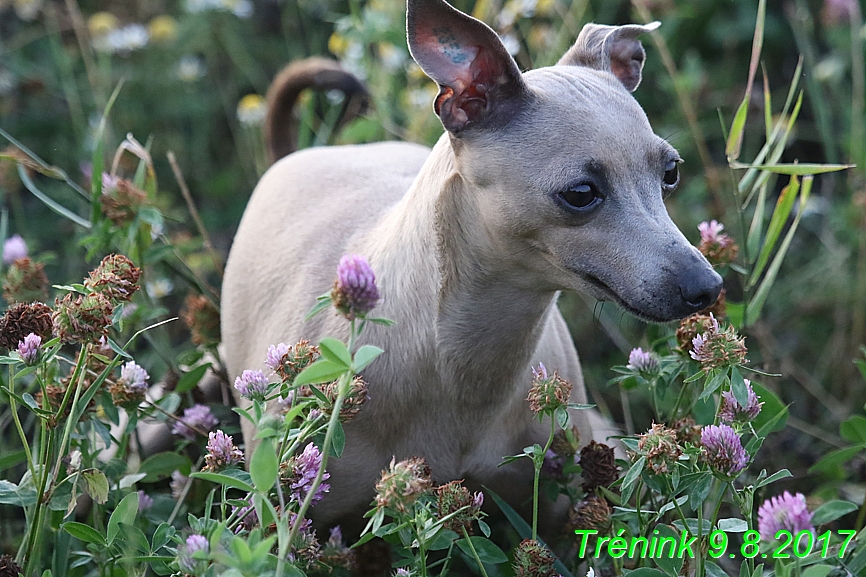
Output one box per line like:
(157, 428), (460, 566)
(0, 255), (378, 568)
(222, 141), (430, 385)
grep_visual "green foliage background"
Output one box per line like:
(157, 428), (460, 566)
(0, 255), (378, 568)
(1, 0), (865, 567)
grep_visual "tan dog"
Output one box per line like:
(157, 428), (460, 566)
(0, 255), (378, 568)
(222, 0), (722, 534)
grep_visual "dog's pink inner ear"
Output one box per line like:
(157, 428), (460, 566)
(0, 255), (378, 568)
(557, 22), (659, 92)
(608, 40), (646, 92)
(407, 0), (525, 133)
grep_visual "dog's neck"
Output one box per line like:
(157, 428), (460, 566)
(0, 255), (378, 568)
(370, 135), (558, 406)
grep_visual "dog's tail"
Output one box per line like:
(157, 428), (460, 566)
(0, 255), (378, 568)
(264, 57), (369, 164)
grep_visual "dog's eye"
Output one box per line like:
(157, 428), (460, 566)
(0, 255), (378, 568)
(559, 184), (602, 212)
(663, 160), (680, 188)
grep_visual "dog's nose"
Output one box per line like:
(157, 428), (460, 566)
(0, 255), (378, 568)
(679, 267), (723, 314)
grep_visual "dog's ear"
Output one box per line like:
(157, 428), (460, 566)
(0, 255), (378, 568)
(557, 22), (660, 92)
(407, 0), (527, 134)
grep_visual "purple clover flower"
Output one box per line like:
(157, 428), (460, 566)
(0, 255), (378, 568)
(331, 254), (380, 320)
(172, 404), (219, 440)
(170, 470), (188, 499)
(718, 379), (763, 424)
(627, 347), (660, 375)
(204, 430), (244, 471)
(757, 491), (814, 542)
(290, 442), (330, 505)
(120, 361), (149, 392)
(102, 173), (121, 194)
(327, 526), (343, 547)
(265, 342), (289, 372)
(690, 314), (721, 364)
(17, 333), (41, 366)
(138, 490), (153, 511)
(233, 369), (270, 401)
(472, 491), (484, 509)
(542, 449), (565, 480)
(178, 533), (209, 573)
(532, 362), (548, 381)
(701, 424), (749, 477)
(2, 234), (27, 264)
(698, 220), (725, 244)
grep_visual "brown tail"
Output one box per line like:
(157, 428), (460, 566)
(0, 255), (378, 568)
(264, 57), (369, 164)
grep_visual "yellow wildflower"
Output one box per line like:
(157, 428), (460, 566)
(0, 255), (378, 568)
(148, 15), (178, 44)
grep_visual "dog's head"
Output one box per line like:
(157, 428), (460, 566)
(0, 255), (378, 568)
(407, 0), (721, 322)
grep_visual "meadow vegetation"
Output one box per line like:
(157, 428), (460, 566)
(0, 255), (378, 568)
(0, 0), (865, 575)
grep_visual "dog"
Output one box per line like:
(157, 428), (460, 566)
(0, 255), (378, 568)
(221, 0), (722, 537)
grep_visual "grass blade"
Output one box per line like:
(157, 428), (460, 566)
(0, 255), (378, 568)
(726, 0), (766, 160)
(748, 174), (800, 288)
(17, 165), (91, 229)
(90, 79), (126, 224)
(731, 161), (853, 175)
(485, 487), (574, 577)
(745, 175), (813, 325)
(738, 58), (803, 203)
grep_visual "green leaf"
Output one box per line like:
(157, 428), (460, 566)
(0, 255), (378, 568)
(62, 522), (106, 545)
(175, 364), (212, 394)
(555, 406), (569, 429)
(705, 561), (729, 577)
(304, 294), (333, 321)
(801, 565), (833, 577)
(746, 176), (813, 326)
(620, 456), (645, 504)
(726, 97), (750, 161)
(484, 487), (573, 577)
(190, 471), (255, 492)
(81, 469), (109, 504)
(717, 518), (749, 532)
(755, 468), (792, 488)
(808, 446), (862, 474)
(456, 536), (508, 565)
(840, 415), (866, 446)
(107, 492), (139, 546)
(294, 359), (348, 387)
(652, 524), (684, 576)
(138, 452), (193, 483)
(751, 382), (788, 434)
(105, 337), (132, 359)
(0, 479), (38, 506)
(352, 345), (384, 373)
(748, 174), (800, 288)
(151, 523), (176, 551)
(699, 370), (727, 400)
(118, 522), (150, 553)
(810, 500), (858, 525)
(725, 0), (764, 162)
(17, 165), (91, 228)
(249, 438), (278, 493)
(626, 570), (668, 577)
(330, 421), (345, 458)
(730, 367), (749, 409)
(689, 474), (713, 511)
(428, 529), (458, 551)
(318, 337), (352, 368)
(729, 162), (852, 175)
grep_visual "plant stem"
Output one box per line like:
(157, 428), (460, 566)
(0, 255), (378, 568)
(286, 372), (348, 547)
(22, 345), (89, 575)
(418, 542), (428, 577)
(532, 416), (556, 541)
(461, 527), (490, 577)
(7, 366), (35, 477)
